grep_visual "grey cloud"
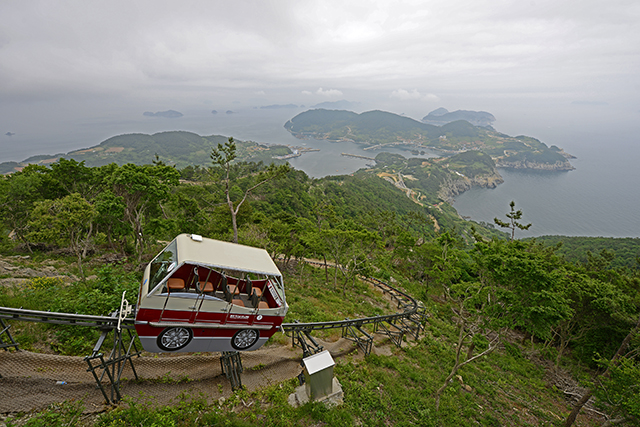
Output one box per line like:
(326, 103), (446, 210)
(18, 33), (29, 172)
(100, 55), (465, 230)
(0, 0), (638, 127)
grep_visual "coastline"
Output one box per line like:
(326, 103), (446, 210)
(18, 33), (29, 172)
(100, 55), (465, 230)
(437, 172), (505, 204)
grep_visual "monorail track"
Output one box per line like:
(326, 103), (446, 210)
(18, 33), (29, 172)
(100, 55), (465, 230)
(0, 259), (427, 402)
(0, 306), (135, 330)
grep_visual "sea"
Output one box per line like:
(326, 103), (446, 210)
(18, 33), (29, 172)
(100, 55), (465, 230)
(1, 105), (639, 238)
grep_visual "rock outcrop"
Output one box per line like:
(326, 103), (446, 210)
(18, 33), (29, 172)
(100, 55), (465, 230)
(437, 172), (504, 203)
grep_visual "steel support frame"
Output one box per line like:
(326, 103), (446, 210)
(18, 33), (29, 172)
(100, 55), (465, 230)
(290, 328), (324, 359)
(0, 319), (19, 351)
(85, 326), (141, 404)
(342, 323), (373, 356)
(374, 320), (405, 348)
(399, 304), (428, 340)
(220, 351), (243, 390)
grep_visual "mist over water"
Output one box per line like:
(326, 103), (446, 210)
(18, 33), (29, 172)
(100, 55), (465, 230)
(1, 105), (638, 238)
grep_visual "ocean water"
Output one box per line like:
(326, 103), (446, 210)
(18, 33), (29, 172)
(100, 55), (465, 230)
(2, 106), (638, 238)
(451, 106), (640, 239)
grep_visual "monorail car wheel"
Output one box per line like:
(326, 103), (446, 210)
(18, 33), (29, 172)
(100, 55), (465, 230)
(157, 327), (193, 351)
(231, 329), (259, 350)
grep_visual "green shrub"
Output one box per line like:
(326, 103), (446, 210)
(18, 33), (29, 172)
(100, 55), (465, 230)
(7, 400), (84, 427)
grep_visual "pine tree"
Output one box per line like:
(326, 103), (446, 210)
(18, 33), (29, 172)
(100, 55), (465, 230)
(494, 200), (531, 240)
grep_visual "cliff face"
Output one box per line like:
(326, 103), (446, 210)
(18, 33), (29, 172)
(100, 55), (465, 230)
(438, 172), (504, 203)
(494, 159), (575, 171)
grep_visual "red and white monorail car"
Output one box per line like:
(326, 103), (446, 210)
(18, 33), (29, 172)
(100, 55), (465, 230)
(135, 234), (288, 353)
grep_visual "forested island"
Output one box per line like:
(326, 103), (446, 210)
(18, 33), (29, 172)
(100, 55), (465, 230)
(285, 109), (575, 171)
(0, 131), (293, 174)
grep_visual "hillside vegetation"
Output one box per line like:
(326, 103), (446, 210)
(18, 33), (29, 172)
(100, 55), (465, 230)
(1, 144), (639, 426)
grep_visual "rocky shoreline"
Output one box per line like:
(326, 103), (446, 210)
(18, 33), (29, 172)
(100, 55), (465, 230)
(438, 171), (504, 204)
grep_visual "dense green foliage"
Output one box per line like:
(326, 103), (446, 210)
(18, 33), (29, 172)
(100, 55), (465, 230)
(533, 235), (640, 270)
(286, 109), (449, 144)
(445, 150), (497, 178)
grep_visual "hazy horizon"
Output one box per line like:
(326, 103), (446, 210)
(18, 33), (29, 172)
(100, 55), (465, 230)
(1, 0), (639, 163)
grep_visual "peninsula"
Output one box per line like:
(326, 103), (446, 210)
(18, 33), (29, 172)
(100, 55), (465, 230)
(284, 109), (575, 171)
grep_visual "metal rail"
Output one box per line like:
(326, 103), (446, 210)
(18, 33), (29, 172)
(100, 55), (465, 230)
(282, 269), (419, 331)
(0, 306), (135, 330)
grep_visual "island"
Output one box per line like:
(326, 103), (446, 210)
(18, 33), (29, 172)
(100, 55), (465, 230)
(364, 150), (504, 205)
(0, 131), (295, 174)
(421, 108), (495, 127)
(143, 110), (184, 118)
(284, 109), (575, 172)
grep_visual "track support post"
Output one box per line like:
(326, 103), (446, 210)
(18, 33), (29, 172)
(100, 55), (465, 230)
(85, 294), (140, 404)
(220, 351), (243, 390)
(342, 322), (373, 356)
(373, 320), (405, 348)
(0, 319), (19, 352)
(291, 328), (324, 359)
(85, 325), (141, 404)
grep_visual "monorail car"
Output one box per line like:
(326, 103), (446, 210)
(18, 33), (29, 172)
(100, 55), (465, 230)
(134, 234), (288, 352)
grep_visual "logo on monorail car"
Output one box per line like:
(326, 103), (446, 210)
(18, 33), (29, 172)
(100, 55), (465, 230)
(229, 314), (250, 320)
(268, 283), (282, 306)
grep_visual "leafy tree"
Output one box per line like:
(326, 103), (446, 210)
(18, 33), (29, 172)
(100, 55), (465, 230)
(593, 355), (640, 426)
(474, 239), (572, 341)
(428, 230), (470, 297)
(494, 200), (531, 240)
(28, 193), (97, 279)
(338, 228), (381, 295)
(210, 137), (290, 243)
(94, 190), (129, 253)
(265, 214), (313, 267)
(564, 315), (640, 427)
(547, 273), (631, 370)
(318, 227), (354, 289)
(108, 163), (180, 262)
(313, 223), (381, 293)
(49, 158), (101, 200)
(435, 280), (501, 412)
(0, 170), (46, 252)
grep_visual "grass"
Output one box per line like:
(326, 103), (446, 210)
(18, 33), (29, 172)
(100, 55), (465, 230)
(283, 262), (391, 337)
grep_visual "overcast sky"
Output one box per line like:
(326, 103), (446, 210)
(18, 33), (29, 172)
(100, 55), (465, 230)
(1, 0), (639, 159)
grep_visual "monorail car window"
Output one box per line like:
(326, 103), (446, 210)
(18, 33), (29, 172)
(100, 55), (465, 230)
(148, 240), (177, 294)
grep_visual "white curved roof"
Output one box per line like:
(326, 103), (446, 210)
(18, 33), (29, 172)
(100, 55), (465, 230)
(174, 234), (281, 277)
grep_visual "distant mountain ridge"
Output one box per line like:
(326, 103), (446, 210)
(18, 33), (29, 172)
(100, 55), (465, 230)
(284, 109), (478, 143)
(284, 108), (573, 171)
(311, 100), (362, 110)
(422, 108), (495, 127)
